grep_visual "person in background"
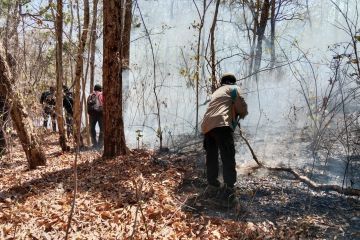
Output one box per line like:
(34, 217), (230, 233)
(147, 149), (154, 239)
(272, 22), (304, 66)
(201, 73), (248, 204)
(87, 84), (104, 149)
(40, 86), (57, 132)
(63, 85), (73, 137)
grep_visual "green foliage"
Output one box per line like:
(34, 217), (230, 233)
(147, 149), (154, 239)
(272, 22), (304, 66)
(64, 12), (72, 25)
(355, 35), (360, 41)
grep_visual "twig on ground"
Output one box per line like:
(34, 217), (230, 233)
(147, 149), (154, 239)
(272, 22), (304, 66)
(238, 124), (360, 196)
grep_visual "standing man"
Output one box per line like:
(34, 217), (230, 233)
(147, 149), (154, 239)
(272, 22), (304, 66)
(40, 86), (57, 132)
(87, 84), (104, 149)
(201, 73), (248, 202)
(63, 85), (73, 137)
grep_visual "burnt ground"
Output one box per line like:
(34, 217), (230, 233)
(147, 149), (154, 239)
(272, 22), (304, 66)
(170, 141), (360, 239)
(1, 132), (359, 239)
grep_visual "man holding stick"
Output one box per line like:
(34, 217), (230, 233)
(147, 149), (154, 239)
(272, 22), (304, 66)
(201, 73), (248, 203)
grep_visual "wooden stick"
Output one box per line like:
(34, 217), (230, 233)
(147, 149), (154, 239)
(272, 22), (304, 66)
(237, 124), (360, 196)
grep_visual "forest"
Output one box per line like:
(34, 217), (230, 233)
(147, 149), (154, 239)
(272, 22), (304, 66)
(0, 0), (359, 239)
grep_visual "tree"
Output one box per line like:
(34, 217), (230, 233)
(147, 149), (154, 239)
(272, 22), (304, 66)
(55, 0), (69, 151)
(209, 0), (221, 93)
(121, 0), (132, 69)
(73, 0), (90, 147)
(253, 0), (270, 74)
(89, 0), (99, 93)
(0, 44), (46, 169)
(193, 0), (210, 135)
(270, 0), (276, 68)
(103, 0), (127, 157)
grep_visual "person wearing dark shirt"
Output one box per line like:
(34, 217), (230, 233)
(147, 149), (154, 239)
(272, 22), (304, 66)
(63, 85), (73, 137)
(87, 84), (104, 149)
(40, 86), (56, 132)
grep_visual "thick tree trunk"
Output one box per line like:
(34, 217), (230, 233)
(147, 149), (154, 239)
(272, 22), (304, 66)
(0, 45), (46, 169)
(89, 0), (99, 93)
(209, 0), (221, 93)
(55, 0), (69, 151)
(103, 0), (127, 157)
(253, 0), (270, 74)
(73, 0), (90, 147)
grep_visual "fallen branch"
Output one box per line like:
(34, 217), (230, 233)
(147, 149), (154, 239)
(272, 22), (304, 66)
(238, 124), (360, 196)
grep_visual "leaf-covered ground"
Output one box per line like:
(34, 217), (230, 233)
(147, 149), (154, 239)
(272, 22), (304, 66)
(0, 133), (359, 239)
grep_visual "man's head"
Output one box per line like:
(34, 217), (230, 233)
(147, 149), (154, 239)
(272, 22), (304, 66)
(49, 86), (55, 93)
(220, 73), (237, 85)
(94, 84), (102, 92)
(63, 85), (69, 93)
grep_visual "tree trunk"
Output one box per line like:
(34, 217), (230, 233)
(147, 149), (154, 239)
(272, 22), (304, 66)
(0, 45), (46, 169)
(253, 0), (270, 74)
(270, 0), (276, 68)
(0, 96), (9, 155)
(69, 0), (74, 86)
(194, 0), (207, 135)
(121, 0), (132, 125)
(55, 0), (69, 151)
(248, 0), (259, 76)
(89, 0), (99, 93)
(121, 0), (132, 69)
(209, 0), (221, 93)
(103, 0), (127, 157)
(73, 0), (90, 147)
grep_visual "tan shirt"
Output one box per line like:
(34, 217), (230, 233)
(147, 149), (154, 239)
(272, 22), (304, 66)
(201, 85), (248, 134)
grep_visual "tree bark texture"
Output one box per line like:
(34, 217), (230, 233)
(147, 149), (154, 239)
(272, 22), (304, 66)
(55, 0), (69, 151)
(103, 0), (127, 157)
(121, 0), (132, 68)
(0, 96), (9, 154)
(253, 0), (270, 74)
(194, 0), (207, 135)
(270, 0), (276, 68)
(73, 0), (90, 147)
(247, 0), (259, 76)
(209, 0), (221, 93)
(0, 44), (46, 169)
(89, 0), (99, 93)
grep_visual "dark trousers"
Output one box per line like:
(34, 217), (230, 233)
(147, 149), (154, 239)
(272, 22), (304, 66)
(65, 112), (73, 138)
(204, 126), (236, 188)
(89, 113), (103, 148)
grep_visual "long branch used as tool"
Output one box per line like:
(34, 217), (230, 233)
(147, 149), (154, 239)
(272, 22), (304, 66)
(237, 123), (263, 167)
(237, 123), (360, 196)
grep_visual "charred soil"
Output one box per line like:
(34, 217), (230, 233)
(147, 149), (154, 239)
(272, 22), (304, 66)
(0, 133), (359, 239)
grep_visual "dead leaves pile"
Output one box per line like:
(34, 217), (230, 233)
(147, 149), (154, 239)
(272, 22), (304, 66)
(0, 134), (273, 239)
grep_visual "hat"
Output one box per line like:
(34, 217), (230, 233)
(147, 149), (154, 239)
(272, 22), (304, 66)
(94, 84), (102, 91)
(220, 73), (237, 85)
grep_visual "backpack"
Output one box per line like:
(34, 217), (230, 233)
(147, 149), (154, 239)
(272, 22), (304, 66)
(87, 92), (103, 114)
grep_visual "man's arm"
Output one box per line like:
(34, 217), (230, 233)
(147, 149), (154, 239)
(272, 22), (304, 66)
(234, 89), (248, 119)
